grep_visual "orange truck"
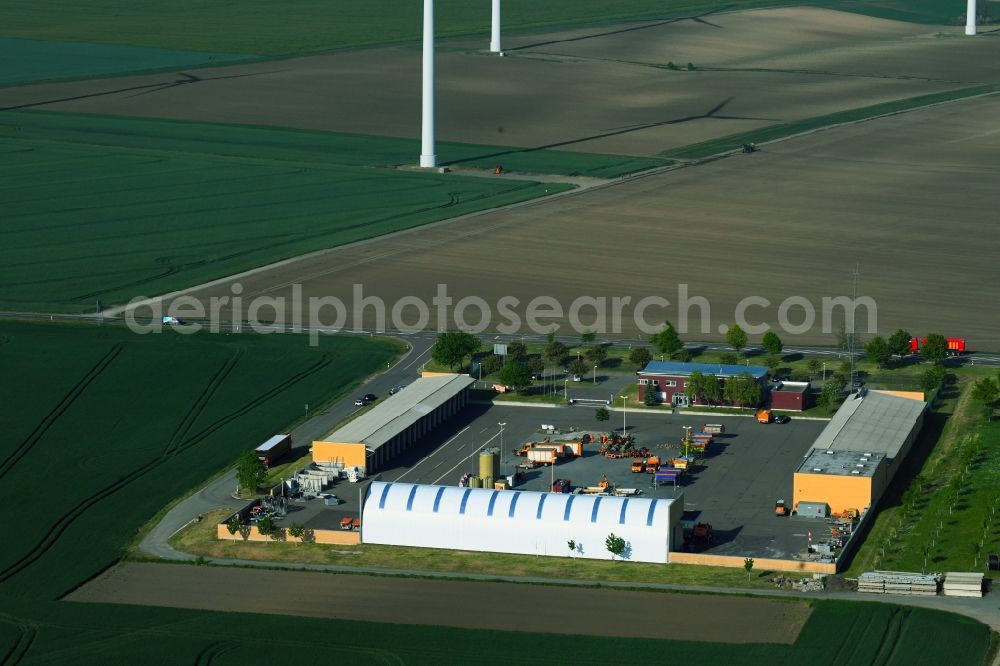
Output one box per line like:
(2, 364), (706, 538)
(631, 460), (646, 473)
(756, 410), (772, 424)
(645, 456), (660, 472)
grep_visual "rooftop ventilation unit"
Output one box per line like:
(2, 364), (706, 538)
(812, 468), (823, 472)
(826, 450), (835, 455)
(851, 470), (861, 474)
(856, 463), (865, 468)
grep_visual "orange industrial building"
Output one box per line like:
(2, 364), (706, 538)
(312, 373), (473, 474)
(792, 389), (925, 516)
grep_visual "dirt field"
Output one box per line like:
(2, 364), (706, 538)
(2, 9), (994, 156)
(68, 562), (812, 644)
(161, 93), (1000, 348)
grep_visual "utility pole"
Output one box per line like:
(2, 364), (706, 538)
(850, 264), (859, 390)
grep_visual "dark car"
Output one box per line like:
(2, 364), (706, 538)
(774, 415), (791, 424)
(389, 385), (406, 395)
(363, 393), (377, 402)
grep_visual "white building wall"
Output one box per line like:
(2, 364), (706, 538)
(362, 482), (680, 564)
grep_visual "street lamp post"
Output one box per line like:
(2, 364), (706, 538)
(822, 362), (827, 382)
(620, 395), (627, 435)
(564, 378), (568, 401)
(593, 364), (597, 385)
(498, 421), (507, 475)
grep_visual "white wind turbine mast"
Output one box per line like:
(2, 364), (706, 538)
(491, 0), (502, 53)
(420, 0), (437, 168)
(967, 0), (977, 35)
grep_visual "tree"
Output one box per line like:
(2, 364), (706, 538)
(569, 357), (589, 377)
(738, 373), (761, 407)
(820, 381), (844, 413)
(674, 349), (693, 362)
(526, 356), (544, 375)
(807, 358), (822, 378)
(921, 333), (948, 364)
(919, 365), (946, 393)
(236, 450), (266, 496)
(644, 382), (659, 406)
(629, 347), (652, 368)
(506, 342), (527, 360)
(605, 533), (626, 561)
(864, 335), (892, 369)
(595, 407), (610, 423)
(723, 376), (740, 406)
(499, 362), (532, 391)
(545, 341), (569, 366)
(719, 352), (738, 365)
(585, 345), (608, 366)
(970, 378), (1000, 420)
(287, 522), (305, 544)
(546, 330), (556, 344)
(725, 324), (748, 357)
(651, 322), (684, 358)
(687, 371), (706, 404)
(226, 516), (241, 538)
(432, 331), (481, 371)
(743, 557), (755, 582)
(702, 374), (721, 405)
(762, 331), (783, 356)
(567, 539), (576, 558)
(765, 354), (781, 372)
(888, 329), (912, 357)
(479, 353), (503, 376)
(581, 331), (596, 344)
(256, 515), (274, 543)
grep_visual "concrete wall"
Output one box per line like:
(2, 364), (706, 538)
(668, 552), (837, 574)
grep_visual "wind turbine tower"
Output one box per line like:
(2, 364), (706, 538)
(966, 0), (977, 35)
(420, 0), (437, 168)
(491, 0), (502, 53)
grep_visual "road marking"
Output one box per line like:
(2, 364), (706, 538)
(432, 431), (502, 485)
(394, 426), (470, 482)
(402, 345), (433, 370)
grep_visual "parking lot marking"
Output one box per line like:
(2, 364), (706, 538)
(432, 431), (501, 485)
(394, 426), (470, 482)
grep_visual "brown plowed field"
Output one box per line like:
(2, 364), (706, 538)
(166, 94), (1000, 348)
(2, 8), (994, 156)
(68, 562), (811, 644)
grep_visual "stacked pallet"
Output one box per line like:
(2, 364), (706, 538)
(943, 572), (984, 598)
(858, 571), (939, 596)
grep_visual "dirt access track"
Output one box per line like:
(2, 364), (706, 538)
(165, 94), (1000, 348)
(68, 562), (811, 644)
(3, 8), (995, 156)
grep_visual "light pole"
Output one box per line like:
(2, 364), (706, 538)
(822, 362), (827, 382)
(593, 364), (597, 385)
(491, 0), (502, 52)
(498, 421), (507, 475)
(564, 378), (568, 401)
(620, 395), (627, 435)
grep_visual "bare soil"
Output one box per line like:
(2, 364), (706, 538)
(67, 562), (812, 644)
(168, 94), (1000, 348)
(2, 9), (994, 156)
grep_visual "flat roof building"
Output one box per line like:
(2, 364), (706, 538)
(792, 390), (925, 515)
(313, 373), (474, 473)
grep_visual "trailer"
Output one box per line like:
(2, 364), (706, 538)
(527, 449), (557, 465)
(703, 423), (725, 434)
(909, 337), (967, 355)
(255, 434), (292, 468)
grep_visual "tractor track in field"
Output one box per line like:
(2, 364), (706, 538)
(162, 348), (244, 457)
(0, 613), (36, 666)
(0, 343), (123, 482)
(0, 354), (332, 587)
(194, 640), (239, 665)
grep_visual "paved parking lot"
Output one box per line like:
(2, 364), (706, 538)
(286, 400), (829, 560)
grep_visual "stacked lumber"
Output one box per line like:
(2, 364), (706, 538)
(858, 571), (939, 596)
(943, 572), (984, 598)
